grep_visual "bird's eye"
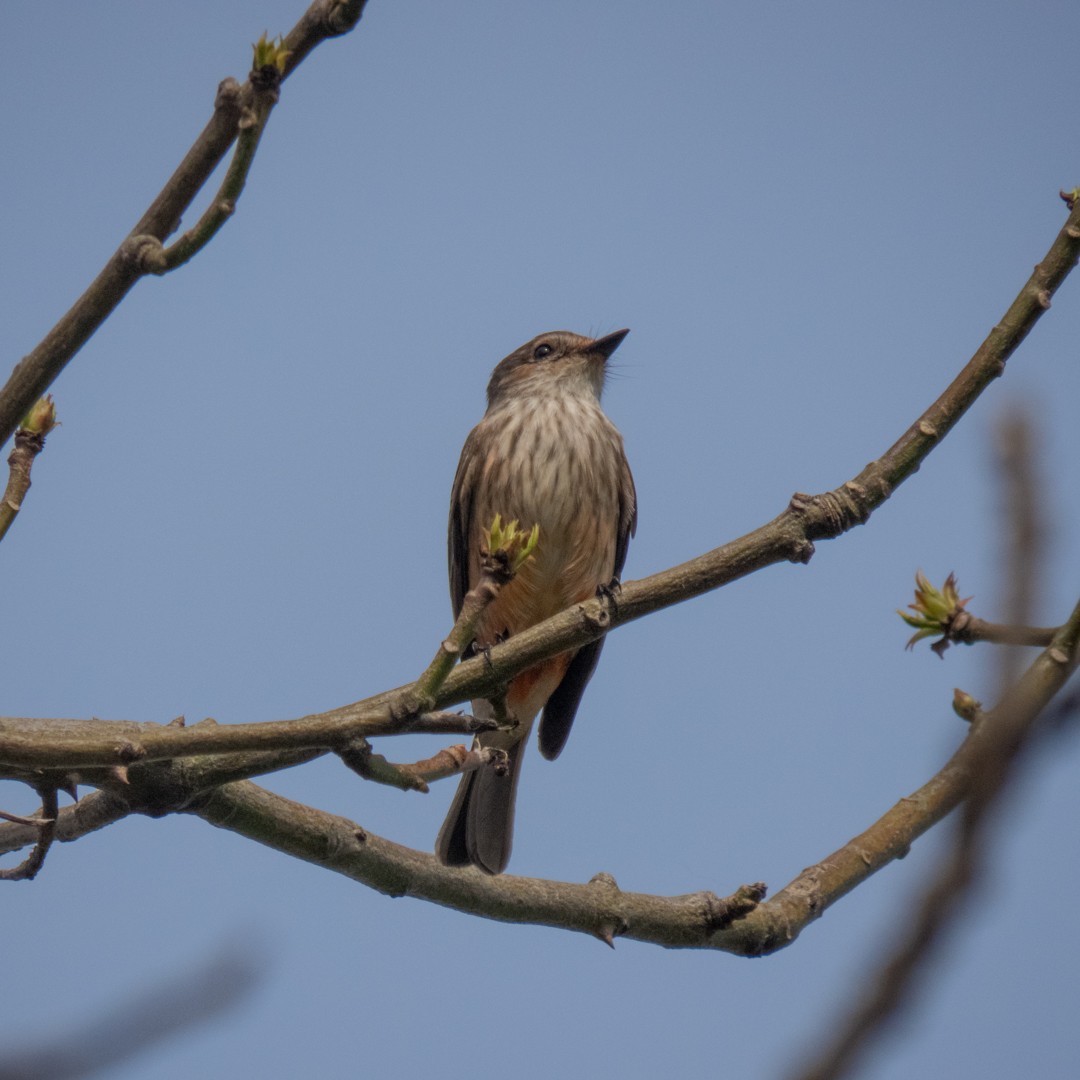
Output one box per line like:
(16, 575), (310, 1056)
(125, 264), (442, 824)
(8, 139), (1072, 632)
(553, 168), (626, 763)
(532, 343), (554, 361)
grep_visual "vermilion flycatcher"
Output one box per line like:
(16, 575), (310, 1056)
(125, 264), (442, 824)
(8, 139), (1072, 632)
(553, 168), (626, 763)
(436, 329), (636, 874)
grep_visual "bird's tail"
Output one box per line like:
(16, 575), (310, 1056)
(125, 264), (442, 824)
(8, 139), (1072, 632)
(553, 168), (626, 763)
(435, 703), (528, 875)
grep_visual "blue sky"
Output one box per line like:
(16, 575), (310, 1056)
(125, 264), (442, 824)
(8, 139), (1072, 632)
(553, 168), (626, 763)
(3, 2), (1079, 1077)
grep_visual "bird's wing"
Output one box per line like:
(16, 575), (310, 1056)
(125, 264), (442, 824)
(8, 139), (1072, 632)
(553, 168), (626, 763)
(448, 429), (481, 620)
(613, 445), (638, 579)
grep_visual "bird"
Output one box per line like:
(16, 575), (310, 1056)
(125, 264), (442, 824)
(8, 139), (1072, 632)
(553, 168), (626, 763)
(435, 328), (636, 874)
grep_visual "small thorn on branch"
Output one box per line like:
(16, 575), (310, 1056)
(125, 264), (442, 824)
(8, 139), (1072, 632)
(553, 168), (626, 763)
(594, 923), (619, 949)
(586, 872), (627, 947)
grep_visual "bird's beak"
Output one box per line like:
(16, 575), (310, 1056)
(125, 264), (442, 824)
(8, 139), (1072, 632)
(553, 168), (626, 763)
(586, 328), (630, 360)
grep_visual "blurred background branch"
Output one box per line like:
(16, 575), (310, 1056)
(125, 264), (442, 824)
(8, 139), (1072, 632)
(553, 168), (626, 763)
(0, 944), (263, 1080)
(790, 409), (1078, 1080)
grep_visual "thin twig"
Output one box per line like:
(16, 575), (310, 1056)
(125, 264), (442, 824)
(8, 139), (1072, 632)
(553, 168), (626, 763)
(0, 782), (59, 880)
(947, 614), (1055, 648)
(0, 396), (58, 545)
(338, 739), (507, 793)
(0, 807), (53, 827)
(399, 744), (508, 787)
(136, 40), (289, 275)
(338, 737), (431, 792)
(899, 569), (1057, 655)
(0, 790), (129, 856)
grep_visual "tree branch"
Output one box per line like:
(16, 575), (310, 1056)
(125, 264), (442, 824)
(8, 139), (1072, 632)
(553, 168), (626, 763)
(2, 196), (1079, 775)
(0, 146), (1077, 783)
(0, 707), (498, 774)
(10, 594), (1071, 946)
(194, 778), (773, 948)
(3, 581), (1074, 949)
(0, 182), (1078, 949)
(181, 597), (1079, 947)
(337, 738), (508, 793)
(946, 615), (1055, 648)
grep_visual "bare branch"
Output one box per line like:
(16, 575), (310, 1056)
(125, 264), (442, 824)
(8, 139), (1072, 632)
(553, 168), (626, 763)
(0, 807), (53, 827)
(6, 580), (1075, 940)
(338, 737), (432, 792)
(0, 783), (58, 881)
(0, 706), (497, 774)
(337, 738), (508, 793)
(187, 595), (1080, 947)
(135, 39), (290, 275)
(947, 615), (1055, 648)
(196, 777), (772, 947)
